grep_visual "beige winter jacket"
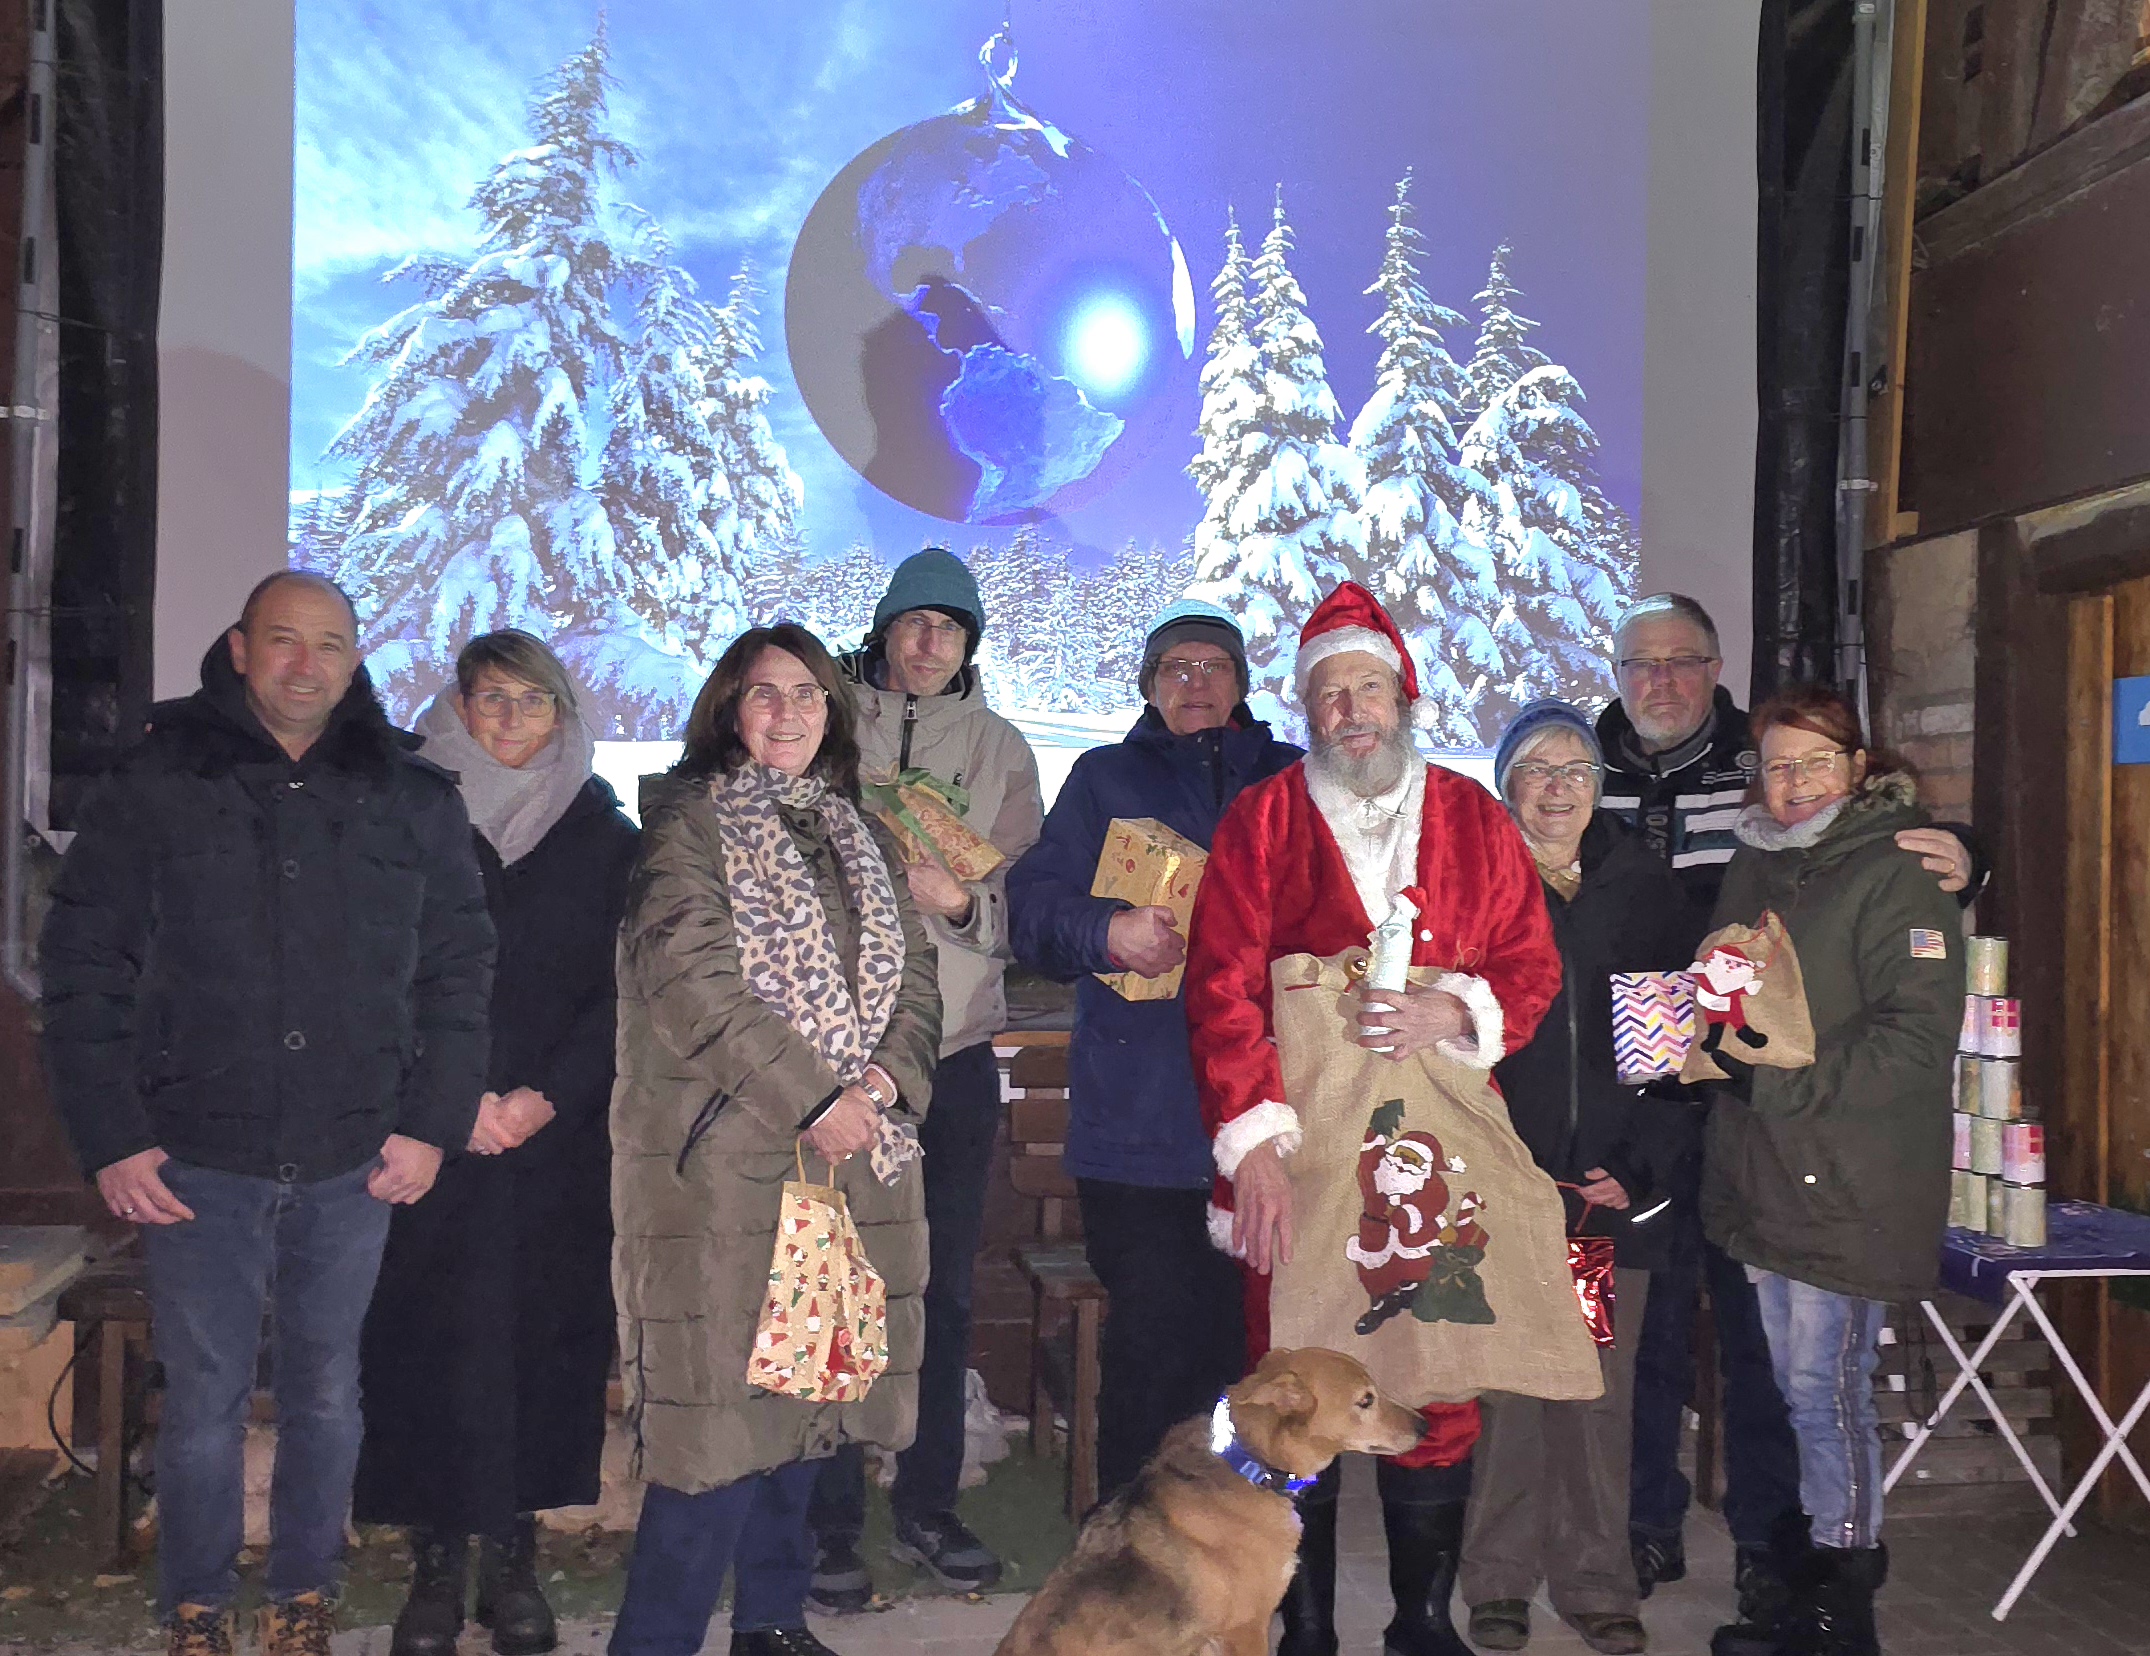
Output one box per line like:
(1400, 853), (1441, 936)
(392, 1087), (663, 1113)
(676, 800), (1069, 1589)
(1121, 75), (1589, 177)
(611, 772), (941, 1494)
(844, 655), (1044, 1057)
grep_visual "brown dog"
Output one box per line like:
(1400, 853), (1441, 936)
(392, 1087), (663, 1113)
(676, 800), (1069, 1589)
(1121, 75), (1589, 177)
(992, 1347), (1426, 1656)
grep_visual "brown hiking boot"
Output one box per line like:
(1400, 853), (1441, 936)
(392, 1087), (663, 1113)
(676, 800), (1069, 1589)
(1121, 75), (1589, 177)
(167, 1603), (235, 1656)
(258, 1591), (337, 1656)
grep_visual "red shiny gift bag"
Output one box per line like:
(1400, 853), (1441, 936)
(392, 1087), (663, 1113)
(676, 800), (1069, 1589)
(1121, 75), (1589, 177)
(1566, 1234), (1617, 1347)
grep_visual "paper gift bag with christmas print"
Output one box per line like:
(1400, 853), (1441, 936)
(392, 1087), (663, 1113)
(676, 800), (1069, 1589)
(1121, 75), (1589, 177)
(859, 767), (1005, 882)
(1679, 910), (1817, 1084)
(747, 1151), (890, 1404)
(1265, 950), (1604, 1406)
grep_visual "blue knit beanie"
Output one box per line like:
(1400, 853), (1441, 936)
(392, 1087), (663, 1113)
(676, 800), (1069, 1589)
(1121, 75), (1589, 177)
(871, 548), (985, 649)
(1493, 698), (1604, 799)
(1140, 597), (1249, 701)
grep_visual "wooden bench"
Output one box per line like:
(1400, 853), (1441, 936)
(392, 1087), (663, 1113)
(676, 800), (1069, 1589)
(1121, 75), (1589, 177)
(56, 1252), (151, 1569)
(1004, 1041), (1106, 1520)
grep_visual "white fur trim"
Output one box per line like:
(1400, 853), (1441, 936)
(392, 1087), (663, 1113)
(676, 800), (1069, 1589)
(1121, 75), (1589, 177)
(1207, 1201), (1246, 1258)
(1213, 1100), (1303, 1179)
(1433, 972), (1506, 1069)
(1295, 625), (1402, 693)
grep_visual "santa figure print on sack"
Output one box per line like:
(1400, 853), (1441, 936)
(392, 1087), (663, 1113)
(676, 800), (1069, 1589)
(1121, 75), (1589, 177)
(1348, 1099), (1493, 1333)
(1692, 940), (1770, 1061)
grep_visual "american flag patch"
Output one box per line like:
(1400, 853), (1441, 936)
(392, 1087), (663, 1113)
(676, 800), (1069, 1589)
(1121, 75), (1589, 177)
(1909, 929), (1948, 960)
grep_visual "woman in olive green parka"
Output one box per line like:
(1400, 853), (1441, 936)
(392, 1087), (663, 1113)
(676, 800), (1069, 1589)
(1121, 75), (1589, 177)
(608, 624), (940, 1656)
(1699, 685), (1961, 1656)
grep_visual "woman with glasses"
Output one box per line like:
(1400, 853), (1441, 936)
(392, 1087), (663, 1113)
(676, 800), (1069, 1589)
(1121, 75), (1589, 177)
(1457, 701), (1700, 1656)
(357, 631), (639, 1656)
(1701, 685), (1961, 1656)
(608, 624), (940, 1656)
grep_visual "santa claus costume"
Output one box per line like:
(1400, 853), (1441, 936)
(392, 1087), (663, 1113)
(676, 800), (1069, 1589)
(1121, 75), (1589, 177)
(1186, 584), (1563, 1656)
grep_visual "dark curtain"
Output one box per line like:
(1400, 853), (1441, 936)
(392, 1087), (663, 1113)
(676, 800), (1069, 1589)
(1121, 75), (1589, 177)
(48, 0), (160, 826)
(1751, 0), (1855, 701)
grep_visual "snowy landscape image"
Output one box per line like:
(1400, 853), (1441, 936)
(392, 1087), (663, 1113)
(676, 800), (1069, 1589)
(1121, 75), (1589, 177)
(290, 0), (1649, 767)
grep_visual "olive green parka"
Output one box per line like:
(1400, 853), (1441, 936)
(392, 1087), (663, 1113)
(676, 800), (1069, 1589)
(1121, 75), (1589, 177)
(1701, 771), (1964, 1304)
(611, 772), (942, 1493)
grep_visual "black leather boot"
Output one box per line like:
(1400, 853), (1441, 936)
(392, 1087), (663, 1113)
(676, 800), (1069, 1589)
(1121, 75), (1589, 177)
(389, 1530), (467, 1656)
(1712, 1513), (1811, 1656)
(1783, 1544), (1886, 1656)
(1379, 1496), (1470, 1656)
(1277, 1467), (1340, 1656)
(475, 1515), (558, 1656)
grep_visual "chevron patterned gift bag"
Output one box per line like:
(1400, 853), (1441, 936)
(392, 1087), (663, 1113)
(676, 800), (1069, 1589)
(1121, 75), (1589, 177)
(1611, 971), (1696, 1082)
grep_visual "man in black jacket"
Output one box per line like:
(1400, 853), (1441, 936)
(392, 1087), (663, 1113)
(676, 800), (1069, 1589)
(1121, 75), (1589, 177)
(41, 572), (495, 1656)
(1597, 593), (1975, 1650)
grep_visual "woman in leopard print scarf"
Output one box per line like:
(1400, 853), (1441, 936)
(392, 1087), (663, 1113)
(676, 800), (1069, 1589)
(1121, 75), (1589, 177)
(611, 624), (942, 1656)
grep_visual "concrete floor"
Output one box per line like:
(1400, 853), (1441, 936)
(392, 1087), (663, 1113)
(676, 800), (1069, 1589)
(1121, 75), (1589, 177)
(297, 1453), (2150, 1656)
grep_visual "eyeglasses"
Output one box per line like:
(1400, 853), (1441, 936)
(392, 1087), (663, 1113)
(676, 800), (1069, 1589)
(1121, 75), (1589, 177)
(1156, 658), (1236, 686)
(890, 613), (968, 644)
(1761, 750), (1848, 785)
(468, 689), (558, 720)
(1509, 761), (1601, 789)
(1616, 654), (1719, 683)
(743, 682), (830, 713)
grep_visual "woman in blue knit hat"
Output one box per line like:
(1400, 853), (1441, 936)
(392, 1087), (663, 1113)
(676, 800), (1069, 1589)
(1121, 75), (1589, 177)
(1458, 700), (1705, 1656)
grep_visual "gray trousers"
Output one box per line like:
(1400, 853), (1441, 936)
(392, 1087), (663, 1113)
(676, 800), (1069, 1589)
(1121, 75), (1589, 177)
(1459, 1267), (1652, 1617)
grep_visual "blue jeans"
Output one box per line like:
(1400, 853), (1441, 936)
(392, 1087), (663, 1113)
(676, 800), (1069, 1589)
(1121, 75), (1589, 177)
(610, 1461), (822, 1656)
(810, 1042), (1002, 1541)
(1630, 1216), (1802, 1549)
(140, 1157), (391, 1614)
(1749, 1270), (1887, 1551)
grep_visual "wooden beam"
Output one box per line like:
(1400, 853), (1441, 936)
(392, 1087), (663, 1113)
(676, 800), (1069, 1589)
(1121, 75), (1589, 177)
(1870, 0), (1929, 544)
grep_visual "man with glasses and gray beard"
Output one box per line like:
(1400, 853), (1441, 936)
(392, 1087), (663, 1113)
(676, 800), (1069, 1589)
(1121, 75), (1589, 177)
(1599, 592), (1980, 1655)
(1186, 583), (1564, 1656)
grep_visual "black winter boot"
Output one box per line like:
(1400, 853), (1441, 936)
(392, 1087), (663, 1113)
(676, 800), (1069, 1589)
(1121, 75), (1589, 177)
(1783, 1544), (1887, 1656)
(476, 1516), (558, 1656)
(1711, 1514), (1810, 1656)
(1277, 1471), (1340, 1656)
(389, 1530), (467, 1656)
(1378, 1497), (1471, 1656)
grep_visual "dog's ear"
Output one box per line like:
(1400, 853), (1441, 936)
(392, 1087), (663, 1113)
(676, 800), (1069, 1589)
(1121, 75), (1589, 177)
(1239, 1366), (1314, 1419)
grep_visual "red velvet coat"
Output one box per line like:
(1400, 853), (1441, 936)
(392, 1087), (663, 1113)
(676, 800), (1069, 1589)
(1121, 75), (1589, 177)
(1184, 760), (1562, 1463)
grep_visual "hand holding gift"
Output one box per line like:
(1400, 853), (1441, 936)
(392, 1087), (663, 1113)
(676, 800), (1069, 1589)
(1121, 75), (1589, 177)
(1091, 818), (1207, 1001)
(860, 766), (1005, 882)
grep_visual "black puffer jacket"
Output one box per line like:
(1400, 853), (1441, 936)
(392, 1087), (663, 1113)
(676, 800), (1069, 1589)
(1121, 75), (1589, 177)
(40, 639), (495, 1181)
(1492, 811), (1706, 1271)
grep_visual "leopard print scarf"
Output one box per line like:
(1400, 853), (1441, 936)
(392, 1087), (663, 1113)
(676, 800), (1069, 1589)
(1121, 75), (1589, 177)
(710, 763), (905, 1085)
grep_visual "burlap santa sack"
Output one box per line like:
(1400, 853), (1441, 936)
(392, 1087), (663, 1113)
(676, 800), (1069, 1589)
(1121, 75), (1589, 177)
(1679, 911), (1816, 1084)
(1266, 950), (1604, 1406)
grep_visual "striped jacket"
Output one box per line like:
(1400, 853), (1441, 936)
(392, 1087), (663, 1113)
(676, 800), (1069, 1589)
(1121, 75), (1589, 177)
(1594, 687), (1757, 911)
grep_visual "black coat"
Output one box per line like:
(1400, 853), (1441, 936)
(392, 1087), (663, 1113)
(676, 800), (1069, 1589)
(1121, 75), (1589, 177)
(1491, 812), (1706, 1271)
(40, 642), (494, 1181)
(355, 776), (639, 1530)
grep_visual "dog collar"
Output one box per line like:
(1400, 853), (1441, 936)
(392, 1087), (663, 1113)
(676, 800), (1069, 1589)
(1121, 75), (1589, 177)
(1210, 1395), (1319, 1497)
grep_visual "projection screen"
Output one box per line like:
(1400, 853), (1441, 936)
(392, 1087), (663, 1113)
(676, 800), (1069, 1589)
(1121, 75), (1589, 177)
(158, 0), (1759, 804)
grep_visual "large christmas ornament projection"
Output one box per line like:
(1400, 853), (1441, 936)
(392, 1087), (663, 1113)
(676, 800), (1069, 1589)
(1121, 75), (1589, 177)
(786, 28), (1195, 524)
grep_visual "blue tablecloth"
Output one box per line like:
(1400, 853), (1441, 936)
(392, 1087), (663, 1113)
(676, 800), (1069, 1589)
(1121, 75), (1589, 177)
(1940, 1202), (2150, 1304)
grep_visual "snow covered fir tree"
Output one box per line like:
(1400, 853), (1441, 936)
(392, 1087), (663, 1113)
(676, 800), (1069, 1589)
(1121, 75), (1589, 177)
(1185, 194), (1638, 745)
(1189, 190), (1366, 718)
(309, 27), (805, 736)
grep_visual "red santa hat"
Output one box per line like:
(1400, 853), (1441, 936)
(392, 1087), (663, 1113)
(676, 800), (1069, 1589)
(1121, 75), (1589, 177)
(1295, 582), (1429, 719)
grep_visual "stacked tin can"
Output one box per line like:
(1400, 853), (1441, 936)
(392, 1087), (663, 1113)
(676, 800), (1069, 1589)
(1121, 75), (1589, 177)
(1949, 935), (2046, 1246)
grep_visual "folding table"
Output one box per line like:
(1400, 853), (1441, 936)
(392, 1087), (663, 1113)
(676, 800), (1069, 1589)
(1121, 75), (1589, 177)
(1884, 1201), (2150, 1621)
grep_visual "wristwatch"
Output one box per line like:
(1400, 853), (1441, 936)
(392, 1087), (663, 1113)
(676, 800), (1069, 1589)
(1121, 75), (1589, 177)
(860, 1066), (897, 1110)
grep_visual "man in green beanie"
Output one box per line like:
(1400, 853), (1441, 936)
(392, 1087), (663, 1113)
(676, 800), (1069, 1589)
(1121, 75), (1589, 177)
(805, 549), (1042, 1609)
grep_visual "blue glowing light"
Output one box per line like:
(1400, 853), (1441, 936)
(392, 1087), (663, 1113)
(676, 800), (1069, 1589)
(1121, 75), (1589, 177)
(1064, 292), (1149, 399)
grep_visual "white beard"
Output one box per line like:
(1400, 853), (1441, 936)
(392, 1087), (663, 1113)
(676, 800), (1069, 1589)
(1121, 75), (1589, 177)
(1305, 736), (1428, 926)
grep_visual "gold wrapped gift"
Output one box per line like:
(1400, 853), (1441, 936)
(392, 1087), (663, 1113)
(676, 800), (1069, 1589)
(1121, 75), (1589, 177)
(1090, 817), (1207, 1001)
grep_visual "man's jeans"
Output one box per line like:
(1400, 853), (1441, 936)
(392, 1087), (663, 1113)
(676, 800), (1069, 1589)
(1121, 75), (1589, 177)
(1749, 1270), (1888, 1551)
(811, 1042), (1002, 1543)
(141, 1158), (391, 1614)
(611, 1462), (821, 1656)
(1630, 1215), (1802, 1550)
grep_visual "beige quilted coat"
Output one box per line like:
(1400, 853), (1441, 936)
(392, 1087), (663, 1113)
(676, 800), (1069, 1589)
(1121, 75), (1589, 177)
(611, 772), (941, 1494)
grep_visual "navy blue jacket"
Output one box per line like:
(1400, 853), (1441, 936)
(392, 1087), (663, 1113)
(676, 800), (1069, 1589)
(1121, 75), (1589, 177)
(1008, 706), (1300, 1187)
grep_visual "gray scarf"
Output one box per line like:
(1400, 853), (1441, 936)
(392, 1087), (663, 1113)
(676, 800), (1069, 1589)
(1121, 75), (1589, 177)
(415, 683), (596, 866)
